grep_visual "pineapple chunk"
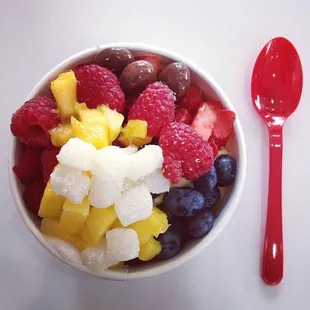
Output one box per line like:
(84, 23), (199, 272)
(51, 71), (77, 121)
(111, 218), (124, 229)
(71, 117), (109, 149)
(98, 105), (124, 143)
(118, 120), (152, 147)
(58, 198), (90, 235)
(76, 103), (107, 124)
(40, 218), (72, 243)
(50, 124), (73, 147)
(83, 206), (117, 243)
(38, 182), (65, 219)
(138, 237), (162, 261)
(129, 207), (169, 245)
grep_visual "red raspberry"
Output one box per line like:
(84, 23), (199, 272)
(23, 181), (46, 215)
(74, 64), (126, 112)
(10, 96), (60, 148)
(178, 86), (203, 114)
(41, 147), (60, 183)
(175, 108), (192, 124)
(13, 147), (43, 185)
(211, 109), (236, 148)
(162, 152), (183, 184)
(128, 82), (175, 137)
(159, 122), (214, 184)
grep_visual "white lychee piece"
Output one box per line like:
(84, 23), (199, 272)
(106, 228), (140, 261)
(88, 176), (123, 208)
(143, 169), (170, 194)
(114, 183), (152, 226)
(50, 165), (91, 204)
(56, 138), (97, 171)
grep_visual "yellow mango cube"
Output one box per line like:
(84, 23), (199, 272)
(58, 198), (90, 235)
(71, 234), (95, 252)
(50, 124), (73, 147)
(71, 117), (109, 149)
(138, 237), (162, 261)
(76, 103), (107, 124)
(118, 120), (152, 147)
(98, 105), (124, 143)
(40, 218), (72, 243)
(111, 218), (124, 229)
(51, 71), (77, 121)
(129, 207), (169, 245)
(38, 182), (65, 219)
(83, 206), (117, 243)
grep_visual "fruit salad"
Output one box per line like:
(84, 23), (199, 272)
(10, 47), (237, 275)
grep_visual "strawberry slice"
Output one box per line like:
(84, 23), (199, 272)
(191, 102), (218, 141)
(178, 86), (203, 114)
(208, 138), (219, 158)
(135, 56), (164, 75)
(175, 107), (192, 124)
(211, 109), (236, 148)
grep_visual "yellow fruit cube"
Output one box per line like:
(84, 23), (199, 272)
(118, 120), (152, 147)
(111, 218), (124, 229)
(83, 206), (117, 243)
(71, 117), (109, 149)
(138, 237), (162, 261)
(38, 182), (65, 219)
(50, 124), (73, 147)
(40, 218), (72, 243)
(71, 234), (95, 252)
(98, 105), (124, 143)
(51, 71), (77, 121)
(109, 262), (125, 269)
(129, 207), (169, 245)
(76, 103), (107, 124)
(58, 198), (90, 235)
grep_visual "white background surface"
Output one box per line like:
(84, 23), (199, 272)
(1, 0), (310, 309)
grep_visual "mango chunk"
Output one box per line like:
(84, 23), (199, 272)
(51, 71), (77, 121)
(71, 117), (109, 149)
(38, 182), (65, 219)
(98, 105), (124, 143)
(82, 206), (117, 243)
(118, 120), (152, 147)
(58, 198), (90, 235)
(129, 207), (169, 245)
(138, 237), (162, 261)
(50, 124), (73, 147)
(40, 218), (72, 243)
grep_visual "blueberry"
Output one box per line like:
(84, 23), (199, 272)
(186, 208), (214, 238)
(156, 225), (182, 260)
(194, 166), (217, 191)
(204, 186), (221, 207)
(164, 188), (205, 217)
(214, 155), (236, 187)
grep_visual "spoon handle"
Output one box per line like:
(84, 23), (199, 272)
(263, 125), (284, 285)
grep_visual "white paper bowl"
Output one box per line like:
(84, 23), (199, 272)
(9, 43), (246, 281)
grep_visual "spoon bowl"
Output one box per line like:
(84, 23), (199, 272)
(251, 37), (303, 285)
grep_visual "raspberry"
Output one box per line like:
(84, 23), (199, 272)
(211, 109), (236, 148)
(159, 122), (214, 184)
(178, 86), (203, 114)
(10, 96), (60, 148)
(13, 147), (43, 185)
(162, 152), (183, 184)
(74, 64), (126, 112)
(175, 108), (192, 124)
(41, 147), (60, 183)
(23, 181), (46, 215)
(128, 82), (175, 137)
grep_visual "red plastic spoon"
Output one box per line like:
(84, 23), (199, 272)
(251, 37), (303, 285)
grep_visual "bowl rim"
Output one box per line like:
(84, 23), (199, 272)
(9, 42), (247, 281)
